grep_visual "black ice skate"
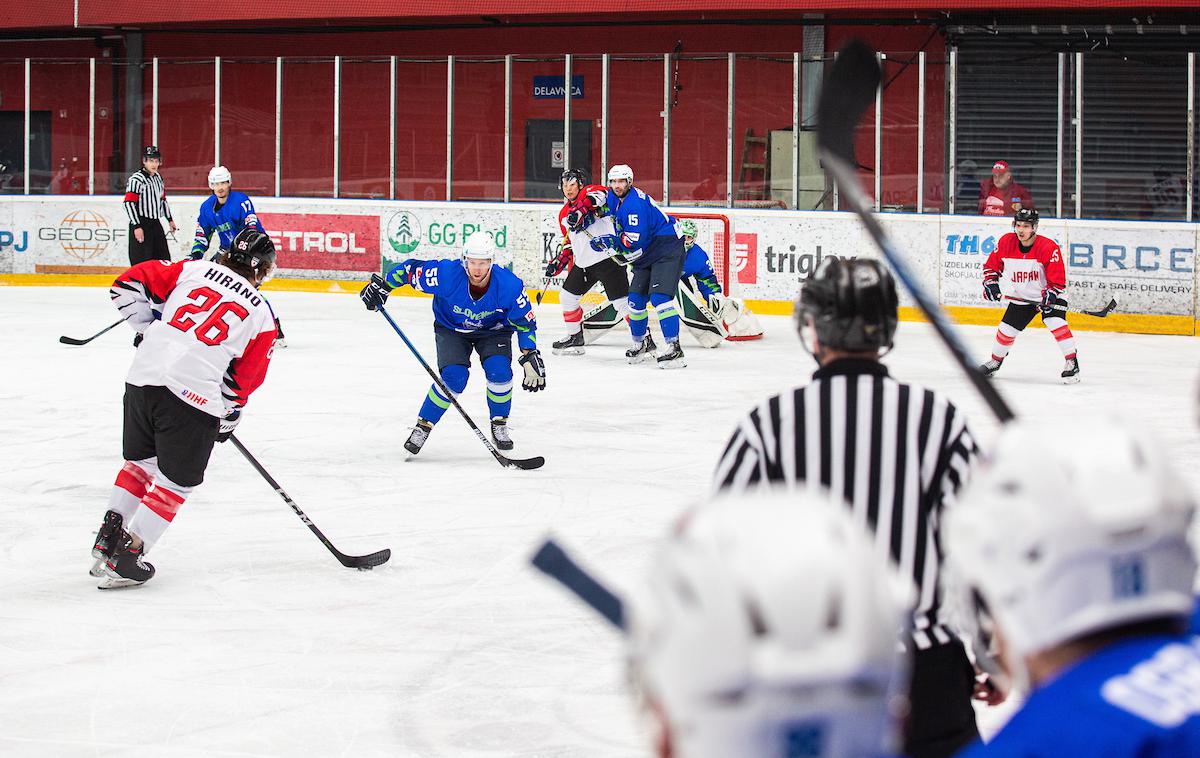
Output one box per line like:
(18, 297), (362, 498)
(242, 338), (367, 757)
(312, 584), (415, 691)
(491, 417), (514, 450)
(1061, 356), (1081, 384)
(98, 532), (155, 590)
(552, 331), (586, 356)
(404, 419), (434, 455)
(90, 509), (124, 577)
(626, 333), (658, 364)
(980, 357), (1003, 377)
(656, 339), (687, 369)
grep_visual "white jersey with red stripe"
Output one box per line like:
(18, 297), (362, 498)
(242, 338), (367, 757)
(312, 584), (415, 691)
(558, 183), (617, 269)
(111, 259), (276, 418)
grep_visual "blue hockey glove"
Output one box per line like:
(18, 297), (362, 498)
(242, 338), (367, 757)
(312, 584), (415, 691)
(589, 234), (619, 253)
(360, 273), (394, 311)
(519, 350), (546, 392)
(982, 280), (1001, 302)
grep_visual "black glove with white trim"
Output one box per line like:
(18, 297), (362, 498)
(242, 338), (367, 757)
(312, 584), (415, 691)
(519, 350), (546, 392)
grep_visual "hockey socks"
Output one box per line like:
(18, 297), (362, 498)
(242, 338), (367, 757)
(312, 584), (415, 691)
(107, 458), (159, 521)
(483, 355), (513, 419)
(651, 295), (681, 342)
(125, 474), (194, 552)
(418, 365), (468, 424)
(1043, 316), (1078, 359)
(989, 322), (1020, 362)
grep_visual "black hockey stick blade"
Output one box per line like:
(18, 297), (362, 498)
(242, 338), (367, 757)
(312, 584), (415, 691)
(502, 453), (547, 470)
(1082, 298), (1118, 318)
(530, 537), (626, 632)
(230, 435), (392, 570)
(60, 315), (130, 345)
(817, 40), (1015, 423)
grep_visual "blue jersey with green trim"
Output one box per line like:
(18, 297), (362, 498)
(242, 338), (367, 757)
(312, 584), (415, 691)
(192, 191), (263, 257)
(384, 258), (537, 350)
(681, 242), (721, 299)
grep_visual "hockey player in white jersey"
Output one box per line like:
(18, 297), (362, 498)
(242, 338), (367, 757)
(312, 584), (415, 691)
(91, 228), (279, 588)
(628, 490), (913, 758)
(545, 168), (634, 356)
(944, 417), (1200, 756)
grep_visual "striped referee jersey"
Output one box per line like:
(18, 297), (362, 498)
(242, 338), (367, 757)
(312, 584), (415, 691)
(713, 358), (978, 650)
(123, 169), (172, 227)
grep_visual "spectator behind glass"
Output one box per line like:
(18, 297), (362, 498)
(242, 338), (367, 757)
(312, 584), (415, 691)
(979, 160), (1035, 216)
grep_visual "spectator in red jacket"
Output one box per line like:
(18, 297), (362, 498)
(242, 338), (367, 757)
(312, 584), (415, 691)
(978, 160), (1034, 217)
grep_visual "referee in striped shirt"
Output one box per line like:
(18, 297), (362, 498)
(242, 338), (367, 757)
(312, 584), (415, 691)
(124, 145), (176, 265)
(713, 257), (986, 758)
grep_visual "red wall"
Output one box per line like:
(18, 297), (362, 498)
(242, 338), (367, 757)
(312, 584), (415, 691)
(0, 23), (945, 207)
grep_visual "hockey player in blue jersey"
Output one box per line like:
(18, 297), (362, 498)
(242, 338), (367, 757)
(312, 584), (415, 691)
(358, 232), (546, 455)
(189, 166), (264, 261)
(678, 218), (722, 304)
(189, 166), (286, 346)
(589, 164), (687, 368)
(944, 417), (1200, 758)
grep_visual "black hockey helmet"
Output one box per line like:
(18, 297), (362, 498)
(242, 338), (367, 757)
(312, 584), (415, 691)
(1013, 207), (1039, 229)
(226, 228), (276, 280)
(142, 145), (161, 159)
(561, 167), (589, 188)
(796, 257), (898, 353)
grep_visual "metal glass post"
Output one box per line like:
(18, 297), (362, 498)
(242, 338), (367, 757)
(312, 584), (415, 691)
(1075, 52), (1083, 219)
(89, 57), (95, 195)
(1187, 52), (1195, 223)
(446, 55), (454, 202)
(727, 53), (735, 209)
(275, 57), (282, 197)
(390, 56), (396, 200)
(601, 54), (609, 181)
(1057, 53), (1065, 219)
(874, 53), (883, 212)
(152, 58), (159, 145)
(214, 56), (221, 166)
(564, 54), (572, 174)
(333, 56), (340, 198)
(504, 54), (512, 202)
(662, 53), (671, 204)
(23, 58), (29, 195)
(948, 48), (957, 215)
(917, 52), (925, 213)
(792, 52), (800, 210)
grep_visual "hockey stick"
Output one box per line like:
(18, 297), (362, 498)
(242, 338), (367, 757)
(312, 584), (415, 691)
(59, 315), (130, 346)
(817, 40), (1015, 423)
(1082, 297), (1118, 318)
(229, 435), (391, 570)
(530, 537), (626, 632)
(534, 277), (553, 306)
(377, 307), (546, 471)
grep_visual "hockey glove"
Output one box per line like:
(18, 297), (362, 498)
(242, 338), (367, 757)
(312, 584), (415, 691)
(544, 243), (573, 278)
(216, 409), (241, 443)
(565, 206), (596, 232)
(360, 273), (394, 311)
(1040, 287), (1067, 316)
(187, 250), (205, 261)
(519, 350), (546, 392)
(982, 280), (1001, 302)
(589, 234), (619, 253)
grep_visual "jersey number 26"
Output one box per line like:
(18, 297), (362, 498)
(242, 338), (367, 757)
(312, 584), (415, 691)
(167, 286), (249, 346)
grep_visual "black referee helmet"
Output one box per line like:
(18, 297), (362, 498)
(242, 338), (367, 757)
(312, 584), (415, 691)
(142, 145), (161, 159)
(796, 257), (899, 353)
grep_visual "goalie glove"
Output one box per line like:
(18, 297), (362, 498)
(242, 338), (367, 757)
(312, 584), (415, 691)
(519, 350), (546, 392)
(1040, 287), (1067, 316)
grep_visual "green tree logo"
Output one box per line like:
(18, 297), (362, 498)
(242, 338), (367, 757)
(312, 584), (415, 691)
(387, 211), (422, 255)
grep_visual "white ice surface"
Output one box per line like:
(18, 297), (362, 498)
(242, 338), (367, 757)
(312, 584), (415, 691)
(3, 286), (1200, 757)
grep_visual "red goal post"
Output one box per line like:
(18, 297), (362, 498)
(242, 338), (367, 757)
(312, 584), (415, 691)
(672, 212), (732, 295)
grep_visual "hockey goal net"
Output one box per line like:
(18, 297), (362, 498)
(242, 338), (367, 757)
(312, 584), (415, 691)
(577, 211), (731, 308)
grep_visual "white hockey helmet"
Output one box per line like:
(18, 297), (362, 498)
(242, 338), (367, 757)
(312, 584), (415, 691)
(944, 417), (1197, 677)
(207, 165), (232, 187)
(607, 164), (634, 182)
(462, 230), (509, 269)
(627, 489), (913, 758)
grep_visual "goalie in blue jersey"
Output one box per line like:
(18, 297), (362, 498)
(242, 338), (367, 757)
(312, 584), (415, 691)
(358, 232), (546, 456)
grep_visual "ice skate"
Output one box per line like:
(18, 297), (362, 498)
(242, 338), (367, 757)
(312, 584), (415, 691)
(552, 331), (585, 356)
(656, 339), (687, 369)
(979, 357), (1003, 377)
(98, 532), (155, 590)
(90, 509), (124, 577)
(1061, 356), (1080, 384)
(626, 333), (658, 364)
(404, 419), (434, 455)
(491, 417), (514, 451)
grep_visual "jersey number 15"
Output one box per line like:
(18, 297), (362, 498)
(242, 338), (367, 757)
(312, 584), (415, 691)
(167, 286), (249, 346)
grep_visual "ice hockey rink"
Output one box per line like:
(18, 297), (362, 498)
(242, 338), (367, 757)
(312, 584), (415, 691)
(4, 285), (1200, 757)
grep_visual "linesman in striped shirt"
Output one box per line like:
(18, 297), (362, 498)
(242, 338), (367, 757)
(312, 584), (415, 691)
(713, 257), (991, 758)
(124, 145), (176, 265)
